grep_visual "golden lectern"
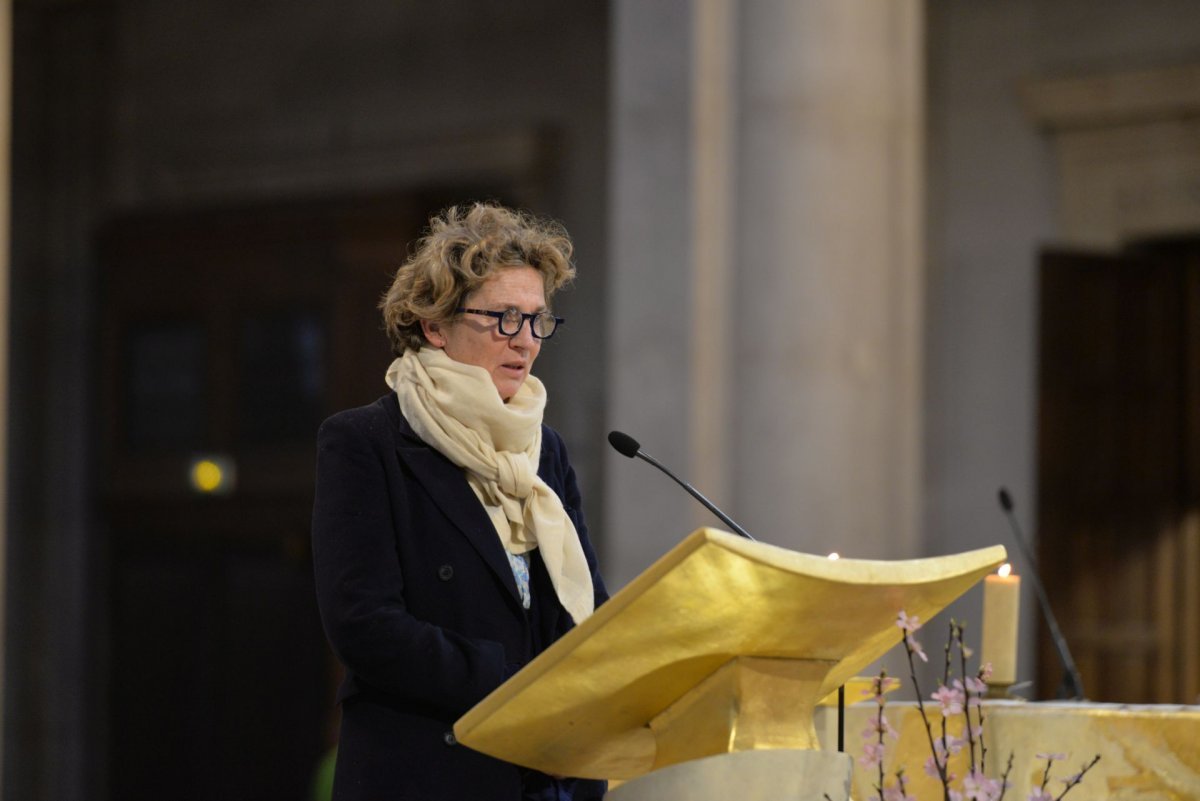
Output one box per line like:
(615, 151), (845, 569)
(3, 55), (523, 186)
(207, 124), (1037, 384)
(455, 528), (1006, 799)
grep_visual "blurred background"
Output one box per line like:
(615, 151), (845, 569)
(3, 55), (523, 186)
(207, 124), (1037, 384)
(7, 0), (1200, 798)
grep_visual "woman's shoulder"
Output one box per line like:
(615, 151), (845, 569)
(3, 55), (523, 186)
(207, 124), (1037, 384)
(539, 423), (569, 459)
(318, 395), (402, 443)
(538, 424), (578, 487)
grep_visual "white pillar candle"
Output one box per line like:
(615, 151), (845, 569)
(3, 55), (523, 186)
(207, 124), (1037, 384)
(981, 564), (1020, 685)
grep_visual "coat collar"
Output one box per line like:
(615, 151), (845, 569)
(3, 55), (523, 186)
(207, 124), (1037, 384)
(382, 395), (523, 608)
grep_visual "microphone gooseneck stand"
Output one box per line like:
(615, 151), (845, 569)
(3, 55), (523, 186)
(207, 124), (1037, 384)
(607, 430), (755, 541)
(997, 487), (1086, 700)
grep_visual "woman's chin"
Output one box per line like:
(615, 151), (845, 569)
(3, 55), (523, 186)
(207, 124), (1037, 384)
(495, 381), (520, 403)
(494, 372), (527, 402)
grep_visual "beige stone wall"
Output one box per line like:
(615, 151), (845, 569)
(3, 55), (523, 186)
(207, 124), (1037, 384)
(607, 0), (925, 585)
(1023, 64), (1200, 249)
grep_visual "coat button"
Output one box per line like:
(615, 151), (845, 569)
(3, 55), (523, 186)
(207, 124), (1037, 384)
(438, 564), (454, 581)
(443, 731), (457, 746)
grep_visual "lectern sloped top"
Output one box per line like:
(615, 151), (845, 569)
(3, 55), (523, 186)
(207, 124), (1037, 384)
(454, 528), (1006, 780)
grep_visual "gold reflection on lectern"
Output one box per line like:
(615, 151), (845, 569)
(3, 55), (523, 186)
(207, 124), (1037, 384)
(455, 528), (1006, 781)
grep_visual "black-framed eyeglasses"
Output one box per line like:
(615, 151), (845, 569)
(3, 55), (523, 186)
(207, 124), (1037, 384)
(455, 307), (565, 339)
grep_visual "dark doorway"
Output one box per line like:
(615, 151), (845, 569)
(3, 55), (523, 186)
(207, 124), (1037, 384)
(1037, 238), (1200, 703)
(97, 187), (518, 799)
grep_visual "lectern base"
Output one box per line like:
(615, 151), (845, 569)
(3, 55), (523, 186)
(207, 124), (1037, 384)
(605, 749), (852, 801)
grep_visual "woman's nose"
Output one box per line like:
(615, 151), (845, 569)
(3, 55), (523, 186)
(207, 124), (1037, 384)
(509, 321), (537, 348)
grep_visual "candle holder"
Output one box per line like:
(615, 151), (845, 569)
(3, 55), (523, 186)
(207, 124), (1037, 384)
(984, 679), (1029, 701)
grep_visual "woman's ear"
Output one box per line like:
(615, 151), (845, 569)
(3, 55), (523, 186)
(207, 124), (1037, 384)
(421, 318), (446, 348)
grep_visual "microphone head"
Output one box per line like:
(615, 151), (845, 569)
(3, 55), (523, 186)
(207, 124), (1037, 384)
(998, 487), (1014, 512)
(607, 430), (641, 458)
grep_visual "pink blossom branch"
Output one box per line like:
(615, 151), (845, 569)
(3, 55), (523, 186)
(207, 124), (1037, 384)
(939, 621), (953, 757)
(899, 628), (951, 800)
(997, 752), (1013, 801)
(974, 664), (991, 775)
(953, 622), (978, 772)
(1054, 755), (1101, 801)
(875, 674), (887, 800)
(1038, 754), (1057, 792)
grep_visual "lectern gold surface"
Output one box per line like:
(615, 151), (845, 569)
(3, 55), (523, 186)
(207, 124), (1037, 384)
(454, 528), (1006, 780)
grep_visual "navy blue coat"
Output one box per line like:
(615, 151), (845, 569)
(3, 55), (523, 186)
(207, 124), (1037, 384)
(312, 394), (608, 800)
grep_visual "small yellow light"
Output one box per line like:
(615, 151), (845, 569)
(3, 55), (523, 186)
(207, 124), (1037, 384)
(998, 562), (1012, 578)
(191, 459), (224, 493)
(827, 552), (840, 560)
(188, 455), (237, 495)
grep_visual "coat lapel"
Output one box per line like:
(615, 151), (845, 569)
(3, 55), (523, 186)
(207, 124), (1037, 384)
(391, 409), (523, 608)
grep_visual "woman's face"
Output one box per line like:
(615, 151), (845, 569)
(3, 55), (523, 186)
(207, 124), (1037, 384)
(421, 265), (547, 402)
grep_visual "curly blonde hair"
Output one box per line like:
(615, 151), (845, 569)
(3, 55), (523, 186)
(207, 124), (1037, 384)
(380, 202), (577, 355)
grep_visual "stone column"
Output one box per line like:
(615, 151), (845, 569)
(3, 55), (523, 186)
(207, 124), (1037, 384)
(607, 0), (924, 585)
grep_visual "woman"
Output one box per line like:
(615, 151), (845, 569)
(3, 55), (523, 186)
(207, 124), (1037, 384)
(312, 203), (608, 800)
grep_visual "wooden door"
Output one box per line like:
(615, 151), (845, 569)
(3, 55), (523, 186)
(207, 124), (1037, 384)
(1037, 241), (1200, 703)
(97, 188), (518, 799)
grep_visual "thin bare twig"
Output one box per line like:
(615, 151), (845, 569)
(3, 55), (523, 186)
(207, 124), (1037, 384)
(1054, 755), (1101, 801)
(902, 631), (951, 801)
(996, 752), (1014, 801)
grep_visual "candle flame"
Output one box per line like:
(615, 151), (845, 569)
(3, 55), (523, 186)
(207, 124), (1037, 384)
(998, 563), (1012, 577)
(827, 552), (840, 560)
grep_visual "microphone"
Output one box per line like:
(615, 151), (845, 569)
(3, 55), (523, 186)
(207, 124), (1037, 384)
(996, 487), (1085, 700)
(608, 431), (755, 541)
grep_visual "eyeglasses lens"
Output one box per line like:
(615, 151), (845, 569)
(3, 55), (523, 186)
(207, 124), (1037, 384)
(494, 309), (557, 338)
(532, 313), (556, 338)
(499, 308), (523, 336)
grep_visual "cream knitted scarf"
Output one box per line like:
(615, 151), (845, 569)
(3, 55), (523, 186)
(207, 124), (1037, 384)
(386, 347), (594, 624)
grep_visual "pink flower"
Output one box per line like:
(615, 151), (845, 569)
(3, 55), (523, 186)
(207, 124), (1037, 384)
(906, 632), (928, 662)
(932, 684), (965, 716)
(924, 755), (942, 778)
(964, 770), (1003, 801)
(1027, 790), (1053, 801)
(858, 741), (885, 768)
(896, 610), (922, 633)
(861, 713), (898, 742)
(979, 662), (994, 682)
(883, 786), (918, 801)
(955, 678), (983, 708)
(965, 675), (988, 694)
(863, 673), (900, 704)
(949, 791), (964, 801)
(933, 735), (965, 760)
